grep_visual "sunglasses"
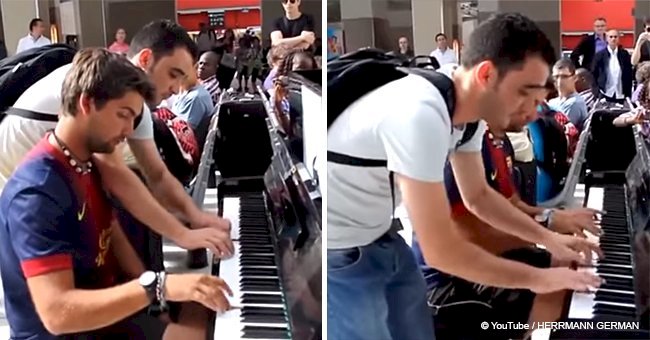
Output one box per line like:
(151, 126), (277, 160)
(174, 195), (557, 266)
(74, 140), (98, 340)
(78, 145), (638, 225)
(282, 0), (296, 4)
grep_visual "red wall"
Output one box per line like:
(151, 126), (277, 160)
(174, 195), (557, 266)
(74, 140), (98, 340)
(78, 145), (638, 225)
(178, 13), (209, 31)
(177, 0), (259, 10)
(178, 9), (260, 30)
(560, 0), (635, 49)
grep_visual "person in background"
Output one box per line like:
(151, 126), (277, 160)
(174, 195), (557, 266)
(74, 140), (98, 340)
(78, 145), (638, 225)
(215, 29), (237, 90)
(249, 37), (264, 92)
(108, 28), (129, 55)
(196, 23), (216, 55)
(575, 68), (598, 109)
(172, 66), (215, 131)
(548, 58), (590, 131)
(430, 33), (458, 66)
(16, 18), (51, 54)
(236, 35), (253, 93)
(632, 17), (650, 66)
(614, 76), (650, 127)
(570, 17), (607, 69)
(632, 61), (650, 103)
(271, 0), (315, 50)
(263, 45), (290, 91)
(396, 36), (414, 59)
(197, 49), (222, 105)
(592, 29), (633, 104)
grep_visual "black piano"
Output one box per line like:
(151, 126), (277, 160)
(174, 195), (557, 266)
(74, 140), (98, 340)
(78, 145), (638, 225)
(532, 107), (650, 339)
(192, 76), (322, 340)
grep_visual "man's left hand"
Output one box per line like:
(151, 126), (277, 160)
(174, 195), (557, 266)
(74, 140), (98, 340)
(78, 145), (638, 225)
(191, 211), (232, 232)
(550, 208), (602, 238)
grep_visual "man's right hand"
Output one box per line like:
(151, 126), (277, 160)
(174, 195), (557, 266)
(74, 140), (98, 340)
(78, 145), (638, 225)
(166, 274), (233, 312)
(543, 232), (603, 266)
(175, 228), (234, 258)
(530, 267), (603, 294)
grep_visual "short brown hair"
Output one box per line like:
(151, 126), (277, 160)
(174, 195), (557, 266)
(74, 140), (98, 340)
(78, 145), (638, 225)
(61, 48), (154, 116)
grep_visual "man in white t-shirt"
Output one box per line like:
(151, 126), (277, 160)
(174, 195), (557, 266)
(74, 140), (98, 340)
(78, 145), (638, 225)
(0, 20), (234, 317)
(327, 13), (602, 340)
(16, 18), (51, 54)
(430, 33), (458, 66)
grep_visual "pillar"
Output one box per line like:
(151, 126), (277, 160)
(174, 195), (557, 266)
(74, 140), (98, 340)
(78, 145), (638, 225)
(261, 0), (322, 49)
(477, 0), (561, 58)
(412, 0), (442, 55)
(337, 0), (392, 52)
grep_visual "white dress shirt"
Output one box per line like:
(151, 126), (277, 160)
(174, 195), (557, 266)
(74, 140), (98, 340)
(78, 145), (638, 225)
(430, 48), (458, 65)
(605, 46), (624, 99)
(16, 34), (51, 54)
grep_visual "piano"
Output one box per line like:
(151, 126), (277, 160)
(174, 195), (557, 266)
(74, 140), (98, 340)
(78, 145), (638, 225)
(531, 108), (650, 339)
(193, 79), (323, 340)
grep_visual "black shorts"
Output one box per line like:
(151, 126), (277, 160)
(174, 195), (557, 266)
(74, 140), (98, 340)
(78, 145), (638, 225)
(428, 247), (552, 339)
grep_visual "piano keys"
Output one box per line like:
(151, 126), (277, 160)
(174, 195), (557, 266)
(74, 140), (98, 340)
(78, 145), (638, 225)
(530, 112), (649, 339)
(194, 80), (322, 340)
(214, 195), (294, 340)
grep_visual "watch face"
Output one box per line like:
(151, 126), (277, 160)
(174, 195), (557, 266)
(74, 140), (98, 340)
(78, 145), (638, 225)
(139, 271), (156, 286)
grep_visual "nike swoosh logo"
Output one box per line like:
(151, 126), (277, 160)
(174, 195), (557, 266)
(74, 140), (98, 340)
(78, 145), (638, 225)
(491, 171), (497, 181)
(77, 203), (86, 221)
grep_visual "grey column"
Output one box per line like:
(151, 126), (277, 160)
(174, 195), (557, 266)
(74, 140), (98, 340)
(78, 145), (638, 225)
(261, 0), (322, 48)
(337, 0), (394, 52)
(478, 0), (561, 58)
(635, 0), (650, 37)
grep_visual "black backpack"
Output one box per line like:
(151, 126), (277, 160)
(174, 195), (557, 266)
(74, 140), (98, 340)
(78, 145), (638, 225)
(0, 44), (77, 123)
(327, 49), (478, 163)
(327, 49), (478, 221)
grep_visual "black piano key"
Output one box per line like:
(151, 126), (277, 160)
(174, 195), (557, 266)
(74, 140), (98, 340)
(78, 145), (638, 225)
(599, 243), (631, 253)
(241, 284), (282, 292)
(242, 326), (290, 339)
(593, 303), (637, 317)
(241, 314), (288, 323)
(599, 255), (631, 266)
(596, 265), (633, 276)
(600, 275), (633, 287)
(594, 290), (636, 305)
(242, 306), (286, 315)
(242, 293), (284, 304)
(241, 259), (276, 266)
(241, 267), (279, 276)
(241, 277), (280, 284)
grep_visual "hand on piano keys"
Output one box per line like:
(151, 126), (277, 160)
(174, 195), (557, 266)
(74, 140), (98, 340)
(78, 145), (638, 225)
(165, 273), (234, 313)
(529, 267), (603, 294)
(549, 207), (604, 238)
(175, 227), (235, 258)
(542, 232), (604, 267)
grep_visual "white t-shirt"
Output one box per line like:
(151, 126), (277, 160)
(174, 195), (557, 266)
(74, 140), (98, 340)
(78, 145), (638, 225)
(327, 74), (486, 249)
(16, 34), (51, 54)
(430, 48), (458, 66)
(0, 63), (154, 192)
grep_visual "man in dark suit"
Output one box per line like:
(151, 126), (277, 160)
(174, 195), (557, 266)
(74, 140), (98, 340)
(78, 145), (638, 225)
(570, 17), (608, 69)
(592, 29), (633, 103)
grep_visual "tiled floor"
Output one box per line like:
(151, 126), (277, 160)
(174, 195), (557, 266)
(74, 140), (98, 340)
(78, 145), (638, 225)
(0, 239), (211, 339)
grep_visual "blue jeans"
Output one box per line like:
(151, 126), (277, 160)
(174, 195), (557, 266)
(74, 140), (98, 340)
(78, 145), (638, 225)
(327, 230), (435, 340)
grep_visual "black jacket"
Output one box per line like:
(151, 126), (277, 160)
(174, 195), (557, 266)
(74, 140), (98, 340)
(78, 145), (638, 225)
(570, 33), (602, 69)
(591, 46), (633, 98)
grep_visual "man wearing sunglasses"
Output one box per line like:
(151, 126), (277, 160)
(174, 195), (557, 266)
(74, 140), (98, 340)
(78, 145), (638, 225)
(548, 58), (590, 131)
(271, 0), (315, 50)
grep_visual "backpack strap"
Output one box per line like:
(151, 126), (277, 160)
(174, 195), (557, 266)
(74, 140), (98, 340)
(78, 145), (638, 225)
(4, 107), (58, 122)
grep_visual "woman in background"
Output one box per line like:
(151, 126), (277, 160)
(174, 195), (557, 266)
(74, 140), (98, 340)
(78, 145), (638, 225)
(108, 28), (129, 55)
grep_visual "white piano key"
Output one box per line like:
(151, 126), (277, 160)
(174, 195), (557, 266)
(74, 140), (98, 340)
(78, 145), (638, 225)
(214, 308), (290, 340)
(223, 197), (241, 240)
(214, 243), (289, 340)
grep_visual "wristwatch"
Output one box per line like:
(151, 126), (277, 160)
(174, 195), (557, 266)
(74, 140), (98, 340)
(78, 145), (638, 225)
(139, 271), (158, 304)
(534, 209), (554, 228)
